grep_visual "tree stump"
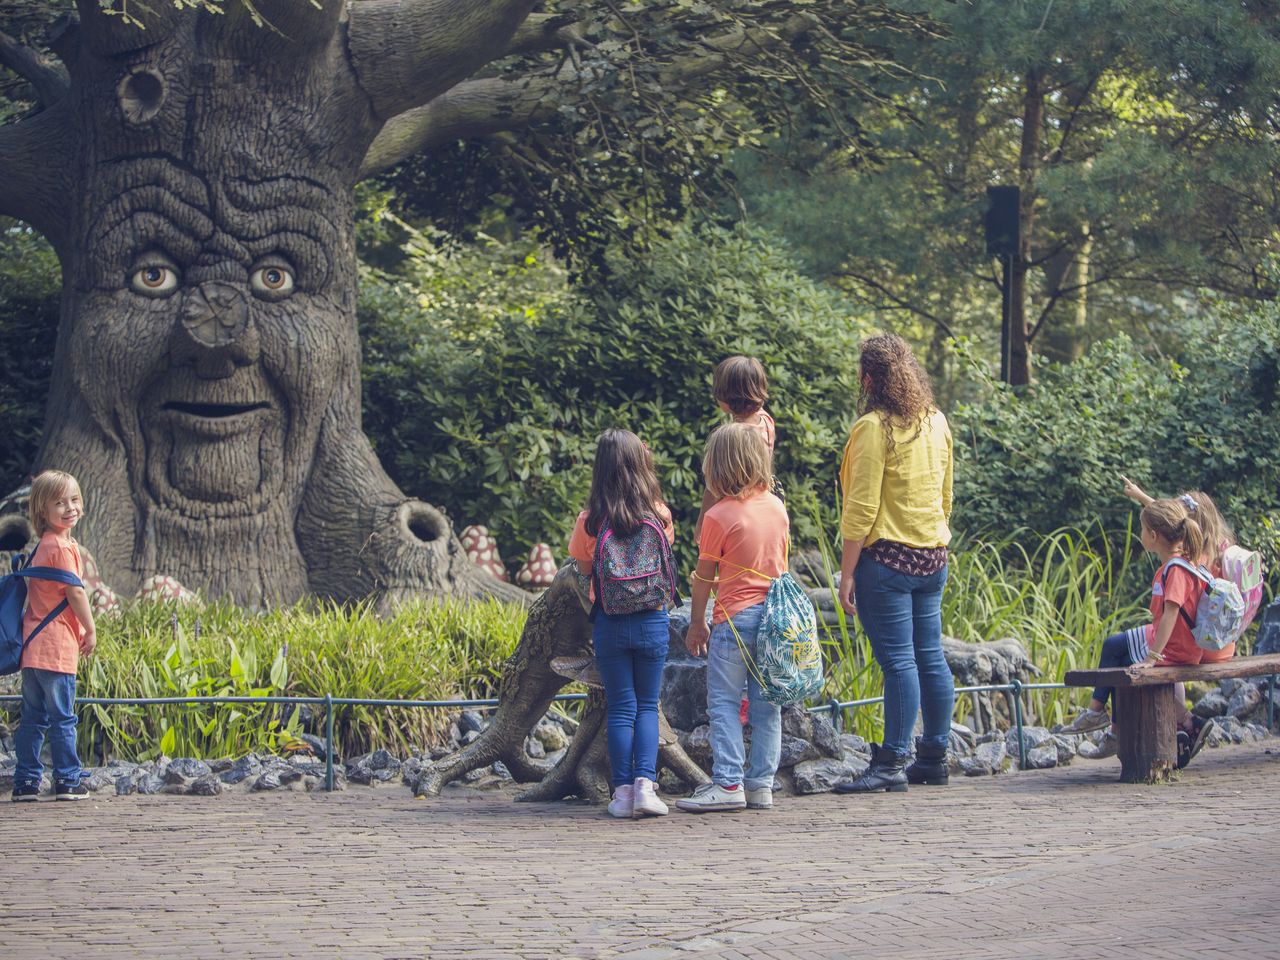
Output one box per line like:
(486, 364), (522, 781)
(1114, 685), (1178, 783)
(417, 564), (707, 801)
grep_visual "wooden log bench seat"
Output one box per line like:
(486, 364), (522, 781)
(1064, 653), (1280, 783)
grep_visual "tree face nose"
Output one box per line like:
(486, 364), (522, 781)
(181, 280), (249, 347)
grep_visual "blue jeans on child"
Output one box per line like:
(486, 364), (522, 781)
(593, 608), (669, 789)
(13, 667), (82, 788)
(853, 558), (953, 756)
(706, 602), (781, 791)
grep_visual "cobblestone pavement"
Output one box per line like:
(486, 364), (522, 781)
(2, 740), (1278, 960)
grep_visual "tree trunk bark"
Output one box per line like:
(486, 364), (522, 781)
(1008, 70), (1045, 387)
(1114, 686), (1177, 784)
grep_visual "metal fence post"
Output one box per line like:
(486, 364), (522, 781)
(827, 698), (842, 733)
(324, 694), (334, 791)
(1011, 680), (1026, 770)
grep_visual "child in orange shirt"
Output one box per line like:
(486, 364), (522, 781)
(693, 356), (777, 541)
(679, 423), (789, 813)
(12, 470), (96, 801)
(1060, 497), (1209, 761)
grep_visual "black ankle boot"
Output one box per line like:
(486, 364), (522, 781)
(905, 738), (949, 785)
(834, 743), (908, 794)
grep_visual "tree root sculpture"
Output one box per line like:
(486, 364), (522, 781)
(418, 563), (709, 801)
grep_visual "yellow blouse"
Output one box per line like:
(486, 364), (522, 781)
(839, 409), (953, 548)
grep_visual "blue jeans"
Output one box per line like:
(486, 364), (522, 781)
(706, 602), (781, 791)
(593, 608), (669, 788)
(854, 558), (953, 756)
(13, 667), (82, 788)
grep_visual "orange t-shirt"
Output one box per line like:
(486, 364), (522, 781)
(748, 410), (776, 454)
(699, 489), (789, 624)
(21, 533), (85, 675)
(568, 506), (676, 603)
(1151, 561), (1205, 668)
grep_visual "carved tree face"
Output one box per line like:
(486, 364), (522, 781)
(69, 160), (353, 520)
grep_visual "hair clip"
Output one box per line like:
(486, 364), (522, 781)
(1178, 493), (1198, 514)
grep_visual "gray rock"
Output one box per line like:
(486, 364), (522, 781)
(838, 733), (871, 759)
(532, 719), (568, 752)
(679, 724), (714, 771)
(778, 734), (819, 768)
(1192, 691), (1229, 719)
(1252, 597), (1280, 655)
(1024, 744), (1058, 769)
(84, 768), (116, 792)
(190, 774), (223, 796)
(115, 775), (135, 796)
(959, 740), (1008, 777)
(1209, 716), (1269, 745)
(366, 749), (399, 771)
(458, 710), (486, 735)
(525, 736), (545, 759)
(253, 765), (303, 791)
(659, 660), (708, 732)
(1005, 725), (1055, 756)
(667, 605), (713, 661)
(135, 772), (165, 795)
(462, 730), (481, 745)
(461, 766), (486, 783)
(1227, 683), (1262, 719)
(206, 757), (236, 774)
(491, 761), (513, 781)
(288, 758), (326, 778)
(781, 705), (815, 742)
(792, 757), (865, 794)
(400, 756), (433, 787)
(164, 758), (212, 784)
(219, 755), (262, 785)
(1050, 735), (1078, 764)
(809, 714), (843, 759)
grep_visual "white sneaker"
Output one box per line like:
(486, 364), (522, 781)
(608, 784), (634, 818)
(745, 786), (773, 809)
(632, 777), (669, 817)
(675, 782), (747, 813)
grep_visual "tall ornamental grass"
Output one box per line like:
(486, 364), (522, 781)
(74, 599), (527, 762)
(808, 514), (1150, 737)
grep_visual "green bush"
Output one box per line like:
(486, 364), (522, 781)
(359, 221), (872, 572)
(951, 294), (1280, 581)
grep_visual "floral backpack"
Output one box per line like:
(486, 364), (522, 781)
(1162, 557), (1246, 651)
(593, 516), (681, 617)
(1220, 545), (1265, 634)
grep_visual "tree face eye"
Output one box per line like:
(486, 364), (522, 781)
(131, 263), (179, 296)
(250, 264), (295, 298)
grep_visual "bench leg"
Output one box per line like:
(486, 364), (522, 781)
(1114, 685), (1177, 783)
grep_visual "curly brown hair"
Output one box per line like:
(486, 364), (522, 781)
(857, 333), (936, 454)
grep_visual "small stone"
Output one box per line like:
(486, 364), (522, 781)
(190, 774), (223, 796)
(164, 758), (212, 784)
(960, 740), (1008, 777)
(792, 757), (863, 794)
(462, 767), (486, 783)
(525, 736), (545, 760)
(253, 766), (303, 791)
(206, 758), (236, 774)
(115, 775), (136, 796)
(1192, 691), (1229, 719)
(809, 714), (842, 759)
(1005, 725), (1054, 756)
(458, 711), (486, 735)
(680, 724), (714, 771)
(220, 756), (262, 785)
(367, 749), (399, 772)
(491, 761), (513, 781)
(1226, 683), (1262, 719)
(781, 706), (815, 743)
(135, 772), (165, 794)
(532, 716), (568, 757)
(778, 734), (819, 768)
(1025, 744), (1058, 769)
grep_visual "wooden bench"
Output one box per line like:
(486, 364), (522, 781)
(1064, 653), (1280, 783)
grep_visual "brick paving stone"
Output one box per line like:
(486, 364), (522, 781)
(0, 740), (1277, 959)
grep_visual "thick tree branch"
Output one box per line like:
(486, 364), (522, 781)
(0, 30), (69, 107)
(346, 0), (539, 121)
(504, 13), (583, 59)
(0, 100), (74, 252)
(360, 13), (823, 178)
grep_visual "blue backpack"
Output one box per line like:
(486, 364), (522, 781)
(0, 552), (84, 675)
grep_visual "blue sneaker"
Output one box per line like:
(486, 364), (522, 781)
(11, 783), (40, 802)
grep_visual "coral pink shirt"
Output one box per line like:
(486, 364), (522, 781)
(21, 533), (84, 675)
(1151, 562), (1205, 667)
(568, 506), (676, 603)
(699, 488), (789, 624)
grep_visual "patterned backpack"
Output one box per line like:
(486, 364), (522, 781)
(1163, 557), (1246, 651)
(754, 572), (823, 706)
(1220, 545), (1265, 634)
(593, 516), (681, 617)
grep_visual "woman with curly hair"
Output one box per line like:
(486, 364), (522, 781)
(834, 334), (955, 795)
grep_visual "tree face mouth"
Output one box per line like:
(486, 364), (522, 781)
(162, 401), (271, 419)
